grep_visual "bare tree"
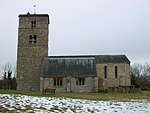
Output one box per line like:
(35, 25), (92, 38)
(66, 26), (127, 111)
(1, 62), (13, 77)
(131, 63), (143, 77)
(0, 62), (17, 89)
(131, 63), (150, 90)
(144, 63), (150, 77)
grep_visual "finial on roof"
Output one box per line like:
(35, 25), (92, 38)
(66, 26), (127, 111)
(27, 12), (30, 16)
(33, 4), (36, 14)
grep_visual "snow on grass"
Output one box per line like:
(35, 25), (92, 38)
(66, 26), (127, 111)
(0, 94), (150, 113)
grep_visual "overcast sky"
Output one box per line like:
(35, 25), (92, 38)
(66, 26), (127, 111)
(0, 0), (150, 69)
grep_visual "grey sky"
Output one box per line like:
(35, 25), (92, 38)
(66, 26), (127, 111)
(0, 0), (150, 70)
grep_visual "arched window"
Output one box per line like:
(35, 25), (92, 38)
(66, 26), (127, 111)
(31, 21), (36, 28)
(54, 78), (63, 86)
(104, 66), (107, 79)
(29, 35), (37, 44)
(115, 66), (118, 79)
(33, 35), (37, 43)
(29, 35), (32, 44)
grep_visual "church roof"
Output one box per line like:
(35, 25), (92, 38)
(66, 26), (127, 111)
(94, 55), (130, 63)
(41, 55), (130, 77)
(41, 57), (97, 77)
(45, 55), (130, 63)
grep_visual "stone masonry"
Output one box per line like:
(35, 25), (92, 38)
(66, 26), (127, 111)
(17, 13), (49, 91)
(96, 63), (130, 91)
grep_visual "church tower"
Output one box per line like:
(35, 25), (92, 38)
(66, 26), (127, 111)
(17, 13), (49, 90)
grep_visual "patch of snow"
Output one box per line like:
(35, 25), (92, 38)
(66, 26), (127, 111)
(0, 94), (150, 113)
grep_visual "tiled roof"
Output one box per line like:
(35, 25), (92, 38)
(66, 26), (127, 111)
(46, 55), (130, 63)
(94, 55), (130, 63)
(41, 57), (97, 77)
(41, 55), (130, 77)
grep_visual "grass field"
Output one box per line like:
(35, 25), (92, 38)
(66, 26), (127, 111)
(0, 90), (150, 112)
(0, 90), (150, 101)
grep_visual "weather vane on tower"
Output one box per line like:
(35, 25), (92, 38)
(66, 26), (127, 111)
(33, 4), (36, 14)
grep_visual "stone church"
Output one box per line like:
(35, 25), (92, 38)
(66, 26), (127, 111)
(16, 13), (131, 92)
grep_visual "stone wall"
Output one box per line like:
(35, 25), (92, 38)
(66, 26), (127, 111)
(40, 76), (98, 92)
(96, 63), (131, 91)
(17, 14), (49, 91)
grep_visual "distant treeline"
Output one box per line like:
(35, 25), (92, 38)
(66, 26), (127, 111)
(0, 71), (17, 90)
(131, 63), (150, 91)
(0, 63), (17, 90)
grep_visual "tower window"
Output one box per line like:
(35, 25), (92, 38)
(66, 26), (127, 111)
(29, 35), (32, 44)
(115, 66), (118, 79)
(33, 35), (37, 43)
(104, 66), (107, 79)
(29, 35), (37, 44)
(31, 21), (36, 28)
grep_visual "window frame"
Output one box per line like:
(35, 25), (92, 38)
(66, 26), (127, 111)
(33, 35), (37, 43)
(53, 77), (63, 87)
(104, 66), (107, 79)
(29, 35), (37, 44)
(115, 66), (118, 79)
(29, 35), (32, 44)
(31, 20), (36, 28)
(76, 77), (85, 86)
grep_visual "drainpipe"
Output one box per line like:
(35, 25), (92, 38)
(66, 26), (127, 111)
(70, 76), (72, 92)
(43, 77), (45, 89)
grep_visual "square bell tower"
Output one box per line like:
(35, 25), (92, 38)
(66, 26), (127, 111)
(17, 12), (49, 90)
